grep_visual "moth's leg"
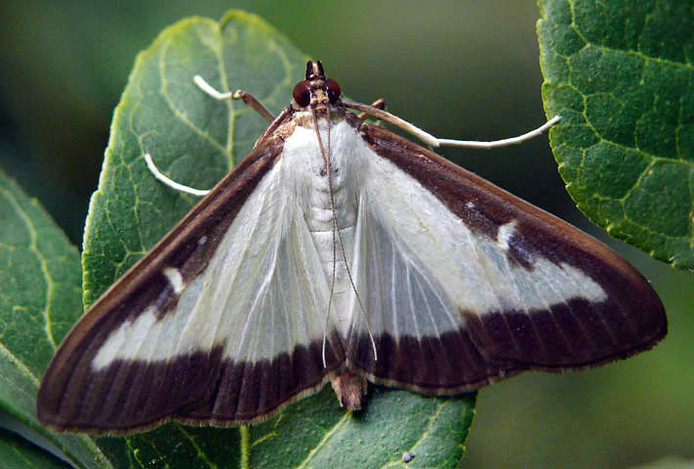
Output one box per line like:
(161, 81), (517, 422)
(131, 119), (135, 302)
(143, 153), (211, 197)
(357, 98), (386, 123)
(194, 75), (275, 122)
(344, 99), (560, 149)
(231, 90), (275, 122)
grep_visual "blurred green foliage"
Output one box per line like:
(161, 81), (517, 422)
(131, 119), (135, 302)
(1, 1), (692, 467)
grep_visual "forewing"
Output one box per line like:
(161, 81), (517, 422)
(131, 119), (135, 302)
(38, 137), (343, 432)
(346, 125), (666, 393)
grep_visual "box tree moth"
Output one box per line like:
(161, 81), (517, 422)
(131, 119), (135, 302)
(37, 61), (666, 433)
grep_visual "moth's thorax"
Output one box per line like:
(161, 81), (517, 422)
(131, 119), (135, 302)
(281, 117), (366, 337)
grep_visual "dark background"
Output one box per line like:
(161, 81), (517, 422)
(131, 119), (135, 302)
(1, 1), (692, 467)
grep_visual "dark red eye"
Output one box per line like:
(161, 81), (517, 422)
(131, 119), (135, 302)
(292, 81), (310, 107)
(326, 78), (341, 103)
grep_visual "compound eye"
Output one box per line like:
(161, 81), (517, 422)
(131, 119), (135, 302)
(326, 78), (341, 103)
(292, 81), (311, 107)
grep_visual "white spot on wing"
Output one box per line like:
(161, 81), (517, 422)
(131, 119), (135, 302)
(497, 221), (517, 251)
(164, 267), (184, 294)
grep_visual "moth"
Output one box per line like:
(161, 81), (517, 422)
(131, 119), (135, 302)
(37, 61), (666, 433)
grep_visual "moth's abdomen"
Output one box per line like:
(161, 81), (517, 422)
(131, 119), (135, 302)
(306, 173), (358, 339)
(281, 119), (365, 339)
(304, 170), (356, 233)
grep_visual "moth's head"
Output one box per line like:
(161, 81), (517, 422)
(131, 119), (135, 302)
(292, 60), (341, 111)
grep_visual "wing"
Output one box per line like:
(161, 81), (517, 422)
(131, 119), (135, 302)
(345, 125), (666, 393)
(37, 136), (344, 432)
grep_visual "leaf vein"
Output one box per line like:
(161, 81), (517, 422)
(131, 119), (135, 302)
(1, 187), (57, 350)
(294, 413), (351, 468)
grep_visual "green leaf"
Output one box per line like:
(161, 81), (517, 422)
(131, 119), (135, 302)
(0, 428), (70, 469)
(0, 167), (111, 468)
(81, 10), (475, 468)
(538, 0), (694, 269)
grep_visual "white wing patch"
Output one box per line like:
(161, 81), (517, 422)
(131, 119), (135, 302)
(92, 158), (333, 370)
(349, 137), (608, 339)
(350, 195), (463, 339)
